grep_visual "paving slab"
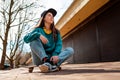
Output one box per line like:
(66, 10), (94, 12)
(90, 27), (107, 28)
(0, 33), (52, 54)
(0, 62), (120, 80)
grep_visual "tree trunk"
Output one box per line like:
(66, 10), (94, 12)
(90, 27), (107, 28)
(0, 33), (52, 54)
(0, 0), (13, 70)
(0, 25), (10, 69)
(10, 59), (14, 69)
(0, 49), (6, 69)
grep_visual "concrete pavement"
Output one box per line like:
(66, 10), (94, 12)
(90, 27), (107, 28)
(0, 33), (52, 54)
(0, 61), (120, 80)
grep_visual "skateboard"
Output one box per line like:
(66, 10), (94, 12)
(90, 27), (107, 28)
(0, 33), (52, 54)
(25, 65), (37, 73)
(26, 65), (62, 73)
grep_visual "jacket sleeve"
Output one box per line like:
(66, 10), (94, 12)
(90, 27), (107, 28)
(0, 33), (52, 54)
(24, 28), (41, 43)
(52, 32), (62, 56)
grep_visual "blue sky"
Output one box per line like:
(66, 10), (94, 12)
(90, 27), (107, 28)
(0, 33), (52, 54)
(29, 0), (74, 23)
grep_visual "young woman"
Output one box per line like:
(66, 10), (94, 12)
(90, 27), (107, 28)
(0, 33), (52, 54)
(24, 8), (74, 72)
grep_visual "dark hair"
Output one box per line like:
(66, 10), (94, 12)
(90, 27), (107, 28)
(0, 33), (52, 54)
(37, 16), (59, 42)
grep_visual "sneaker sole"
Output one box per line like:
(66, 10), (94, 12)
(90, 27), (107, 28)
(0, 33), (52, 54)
(50, 67), (62, 72)
(39, 65), (49, 73)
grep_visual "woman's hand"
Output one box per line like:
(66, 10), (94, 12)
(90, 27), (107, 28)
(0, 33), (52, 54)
(40, 35), (48, 44)
(50, 56), (59, 64)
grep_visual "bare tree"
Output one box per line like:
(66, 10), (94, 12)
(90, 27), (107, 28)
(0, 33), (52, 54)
(0, 0), (43, 69)
(6, 8), (29, 68)
(0, 0), (14, 69)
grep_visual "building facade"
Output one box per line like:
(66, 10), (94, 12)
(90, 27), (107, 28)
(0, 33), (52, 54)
(56, 0), (120, 63)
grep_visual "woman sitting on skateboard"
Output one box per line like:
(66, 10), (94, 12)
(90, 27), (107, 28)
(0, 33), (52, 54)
(24, 8), (74, 72)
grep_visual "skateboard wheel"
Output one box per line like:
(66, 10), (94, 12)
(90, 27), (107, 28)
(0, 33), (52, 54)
(29, 67), (34, 73)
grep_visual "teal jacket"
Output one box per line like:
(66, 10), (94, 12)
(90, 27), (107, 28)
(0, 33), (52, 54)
(24, 27), (62, 56)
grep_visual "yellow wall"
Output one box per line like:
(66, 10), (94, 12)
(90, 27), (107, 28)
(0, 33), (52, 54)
(56, 0), (109, 38)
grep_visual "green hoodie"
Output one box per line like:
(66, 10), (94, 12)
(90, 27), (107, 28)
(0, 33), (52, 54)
(24, 27), (62, 56)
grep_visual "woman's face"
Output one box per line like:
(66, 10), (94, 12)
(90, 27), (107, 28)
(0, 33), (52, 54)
(44, 12), (54, 24)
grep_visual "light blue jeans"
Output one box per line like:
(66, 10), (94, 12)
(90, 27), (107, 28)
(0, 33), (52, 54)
(30, 39), (74, 66)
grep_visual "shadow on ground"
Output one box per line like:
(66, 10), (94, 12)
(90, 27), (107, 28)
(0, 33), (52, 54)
(21, 68), (120, 75)
(44, 69), (120, 75)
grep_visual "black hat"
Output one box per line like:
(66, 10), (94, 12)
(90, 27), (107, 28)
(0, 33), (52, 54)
(41, 8), (57, 17)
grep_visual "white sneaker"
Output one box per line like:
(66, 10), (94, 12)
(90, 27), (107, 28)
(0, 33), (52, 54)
(50, 65), (62, 72)
(39, 62), (52, 73)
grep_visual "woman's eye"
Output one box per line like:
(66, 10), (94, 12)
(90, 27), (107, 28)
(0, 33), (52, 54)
(49, 14), (52, 17)
(48, 14), (53, 17)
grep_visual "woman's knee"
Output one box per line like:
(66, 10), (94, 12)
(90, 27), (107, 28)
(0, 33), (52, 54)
(30, 39), (41, 48)
(65, 47), (74, 55)
(30, 41), (35, 48)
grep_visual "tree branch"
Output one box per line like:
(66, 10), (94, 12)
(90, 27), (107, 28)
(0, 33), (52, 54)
(9, 40), (15, 57)
(0, 8), (9, 15)
(13, 51), (21, 61)
(6, 54), (10, 61)
(11, 14), (22, 58)
(0, 35), (4, 41)
(0, 9), (7, 25)
(10, 18), (38, 27)
(11, 5), (21, 23)
(11, 3), (34, 24)
(12, 3), (34, 14)
(7, 0), (14, 29)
